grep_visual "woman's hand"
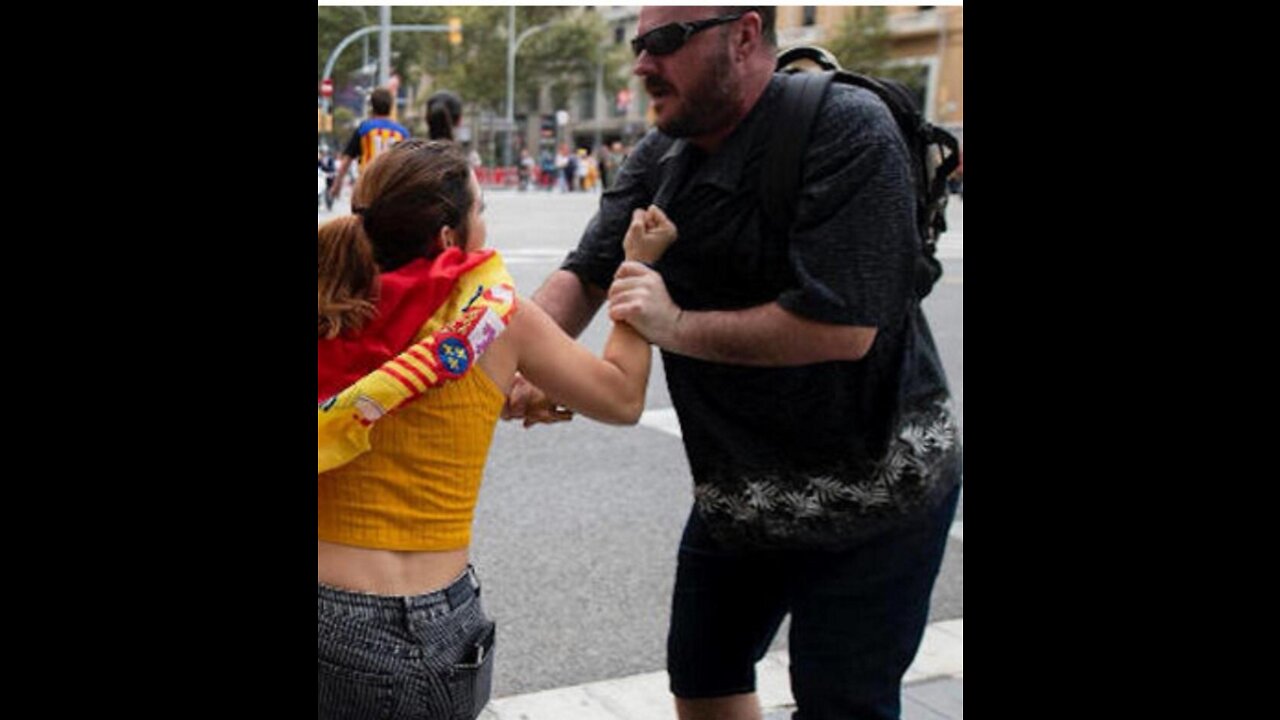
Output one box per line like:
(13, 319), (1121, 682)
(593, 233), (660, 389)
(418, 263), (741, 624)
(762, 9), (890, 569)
(623, 205), (677, 264)
(502, 373), (575, 427)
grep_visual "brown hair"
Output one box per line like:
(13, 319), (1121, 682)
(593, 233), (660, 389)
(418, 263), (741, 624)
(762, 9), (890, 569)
(318, 140), (474, 339)
(370, 87), (394, 116)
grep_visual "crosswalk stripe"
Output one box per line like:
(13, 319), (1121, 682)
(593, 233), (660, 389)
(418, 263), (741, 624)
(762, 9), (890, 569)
(638, 407), (682, 438)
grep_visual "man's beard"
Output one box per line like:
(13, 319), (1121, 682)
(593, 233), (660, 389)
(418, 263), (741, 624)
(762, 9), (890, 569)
(650, 45), (739, 138)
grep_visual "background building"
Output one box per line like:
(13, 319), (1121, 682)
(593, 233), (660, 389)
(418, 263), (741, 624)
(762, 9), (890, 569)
(776, 5), (963, 144)
(321, 7), (963, 166)
(554, 5), (963, 153)
(512, 7), (648, 156)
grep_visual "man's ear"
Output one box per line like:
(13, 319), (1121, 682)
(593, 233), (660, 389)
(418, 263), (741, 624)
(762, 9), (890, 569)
(736, 10), (762, 58)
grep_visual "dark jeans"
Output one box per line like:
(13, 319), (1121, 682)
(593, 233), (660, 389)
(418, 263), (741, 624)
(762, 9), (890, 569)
(668, 483), (960, 720)
(318, 566), (495, 720)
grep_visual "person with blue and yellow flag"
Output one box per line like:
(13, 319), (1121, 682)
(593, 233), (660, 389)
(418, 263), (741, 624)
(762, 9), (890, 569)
(328, 86), (410, 205)
(317, 138), (676, 720)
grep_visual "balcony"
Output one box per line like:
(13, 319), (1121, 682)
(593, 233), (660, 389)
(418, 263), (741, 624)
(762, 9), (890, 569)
(599, 7), (637, 23)
(888, 9), (942, 37)
(777, 25), (825, 48)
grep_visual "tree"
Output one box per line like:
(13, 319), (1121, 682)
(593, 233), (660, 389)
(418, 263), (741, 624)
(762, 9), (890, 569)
(317, 6), (377, 86)
(316, 7), (625, 118)
(332, 106), (356, 144)
(825, 7), (927, 99)
(414, 7), (626, 115)
(317, 7), (627, 162)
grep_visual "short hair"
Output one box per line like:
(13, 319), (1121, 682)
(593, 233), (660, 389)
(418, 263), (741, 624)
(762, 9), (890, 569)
(370, 87), (394, 116)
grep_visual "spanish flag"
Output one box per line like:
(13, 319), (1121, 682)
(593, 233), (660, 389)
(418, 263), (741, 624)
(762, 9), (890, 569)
(318, 249), (517, 474)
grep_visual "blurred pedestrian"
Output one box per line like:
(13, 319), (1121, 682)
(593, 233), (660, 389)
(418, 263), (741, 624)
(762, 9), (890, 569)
(330, 87), (410, 203)
(427, 89), (464, 141)
(518, 148), (535, 191)
(318, 149), (336, 211)
(555, 144), (571, 192)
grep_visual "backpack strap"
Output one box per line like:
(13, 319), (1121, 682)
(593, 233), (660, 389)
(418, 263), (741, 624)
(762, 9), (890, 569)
(926, 124), (960, 218)
(761, 71), (835, 231)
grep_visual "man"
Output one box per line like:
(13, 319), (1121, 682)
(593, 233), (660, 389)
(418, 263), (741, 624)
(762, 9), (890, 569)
(328, 87), (409, 203)
(605, 140), (629, 189)
(317, 147), (336, 211)
(518, 148), (535, 192)
(508, 7), (961, 719)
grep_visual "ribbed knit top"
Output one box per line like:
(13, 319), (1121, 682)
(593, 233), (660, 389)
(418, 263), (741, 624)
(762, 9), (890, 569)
(317, 368), (503, 551)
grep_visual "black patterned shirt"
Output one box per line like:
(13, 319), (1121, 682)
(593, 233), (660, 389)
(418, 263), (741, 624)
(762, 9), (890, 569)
(563, 75), (961, 549)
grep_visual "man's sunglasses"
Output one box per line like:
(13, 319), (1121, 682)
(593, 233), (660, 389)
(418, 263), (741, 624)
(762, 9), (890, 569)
(630, 12), (746, 58)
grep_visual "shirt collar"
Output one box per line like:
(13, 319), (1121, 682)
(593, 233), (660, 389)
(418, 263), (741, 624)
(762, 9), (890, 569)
(655, 75), (784, 193)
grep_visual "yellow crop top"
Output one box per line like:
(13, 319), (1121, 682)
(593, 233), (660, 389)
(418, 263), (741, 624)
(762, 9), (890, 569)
(317, 367), (504, 551)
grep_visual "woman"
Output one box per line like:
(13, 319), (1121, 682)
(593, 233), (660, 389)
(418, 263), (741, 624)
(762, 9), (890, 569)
(426, 90), (463, 141)
(317, 139), (674, 720)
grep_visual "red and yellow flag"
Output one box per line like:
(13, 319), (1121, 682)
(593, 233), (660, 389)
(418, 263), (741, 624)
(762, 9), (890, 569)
(318, 251), (516, 474)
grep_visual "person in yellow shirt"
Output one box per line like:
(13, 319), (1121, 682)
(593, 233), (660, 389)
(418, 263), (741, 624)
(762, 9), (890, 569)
(317, 138), (675, 720)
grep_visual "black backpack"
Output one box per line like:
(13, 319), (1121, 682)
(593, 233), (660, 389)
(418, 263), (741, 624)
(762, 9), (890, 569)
(765, 46), (960, 299)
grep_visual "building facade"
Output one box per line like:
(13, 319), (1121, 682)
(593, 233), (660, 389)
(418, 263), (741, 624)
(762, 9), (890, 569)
(504, 6), (964, 164)
(775, 5), (963, 143)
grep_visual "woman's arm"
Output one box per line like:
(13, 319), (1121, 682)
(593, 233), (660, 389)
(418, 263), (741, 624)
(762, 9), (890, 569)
(508, 300), (650, 425)
(509, 206), (677, 425)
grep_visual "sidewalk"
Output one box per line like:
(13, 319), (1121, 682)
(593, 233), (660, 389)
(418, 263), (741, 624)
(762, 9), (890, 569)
(480, 618), (962, 720)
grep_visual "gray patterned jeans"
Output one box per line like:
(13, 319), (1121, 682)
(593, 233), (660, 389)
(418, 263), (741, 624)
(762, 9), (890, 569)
(318, 566), (495, 719)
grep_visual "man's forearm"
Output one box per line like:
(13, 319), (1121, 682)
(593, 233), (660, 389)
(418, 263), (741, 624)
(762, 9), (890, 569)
(530, 269), (606, 338)
(666, 302), (877, 366)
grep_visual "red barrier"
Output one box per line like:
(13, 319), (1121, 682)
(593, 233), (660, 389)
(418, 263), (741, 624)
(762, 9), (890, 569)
(476, 167), (519, 188)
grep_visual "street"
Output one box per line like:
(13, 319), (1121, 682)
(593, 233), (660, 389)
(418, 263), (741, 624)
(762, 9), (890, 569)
(319, 188), (964, 698)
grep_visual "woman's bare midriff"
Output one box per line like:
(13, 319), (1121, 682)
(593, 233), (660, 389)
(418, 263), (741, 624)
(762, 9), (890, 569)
(318, 356), (513, 597)
(318, 541), (471, 596)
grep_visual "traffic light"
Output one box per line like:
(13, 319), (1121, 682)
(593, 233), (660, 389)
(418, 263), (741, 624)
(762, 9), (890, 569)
(448, 17), (462, 45)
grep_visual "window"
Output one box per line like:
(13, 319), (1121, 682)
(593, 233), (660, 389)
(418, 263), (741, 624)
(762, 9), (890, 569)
(615, 26), (625, 45)
(802, 7), (817, 26)
(578, 86), (595, 121)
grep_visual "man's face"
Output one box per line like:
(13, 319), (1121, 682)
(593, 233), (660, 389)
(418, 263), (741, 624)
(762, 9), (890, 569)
(633, 6), (742, 139)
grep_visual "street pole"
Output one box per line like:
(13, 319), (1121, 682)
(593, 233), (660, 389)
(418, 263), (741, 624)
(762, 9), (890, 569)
(593, 59), (604, 152)
(321, 23), (459, 135)
(505, 6), (515, 168)
(504, 9), (559, 168)
(379, 6), (391, 88)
